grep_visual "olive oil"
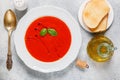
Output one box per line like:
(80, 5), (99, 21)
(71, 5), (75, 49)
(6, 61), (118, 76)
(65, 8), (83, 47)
(87, 35), (114, 62)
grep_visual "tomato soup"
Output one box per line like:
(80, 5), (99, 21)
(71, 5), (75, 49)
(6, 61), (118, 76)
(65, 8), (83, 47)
(25, 16), (71, 62)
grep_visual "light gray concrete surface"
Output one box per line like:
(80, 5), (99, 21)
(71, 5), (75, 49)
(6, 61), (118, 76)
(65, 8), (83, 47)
(0, 0), (120, 80)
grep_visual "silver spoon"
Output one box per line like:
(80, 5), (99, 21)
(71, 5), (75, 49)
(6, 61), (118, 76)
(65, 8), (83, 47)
(4, 9), (17, 70)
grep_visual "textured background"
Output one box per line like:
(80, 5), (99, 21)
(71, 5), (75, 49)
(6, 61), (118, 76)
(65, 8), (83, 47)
(0, 0), (120, 80)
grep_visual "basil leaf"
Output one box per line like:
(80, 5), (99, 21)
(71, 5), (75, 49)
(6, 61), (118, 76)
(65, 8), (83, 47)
(40, 28), (47, 36)
(48, 28), (57, 36)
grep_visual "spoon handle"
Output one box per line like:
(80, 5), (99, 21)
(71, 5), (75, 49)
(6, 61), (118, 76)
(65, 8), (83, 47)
(6, 53), (12, 70)
(6, 31), (12, 70)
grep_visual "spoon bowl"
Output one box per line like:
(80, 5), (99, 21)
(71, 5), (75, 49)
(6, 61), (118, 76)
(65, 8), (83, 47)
(4, 9), (17, 31)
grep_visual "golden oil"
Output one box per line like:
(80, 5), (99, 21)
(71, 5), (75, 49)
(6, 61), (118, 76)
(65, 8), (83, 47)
(87, 35), (114, 62)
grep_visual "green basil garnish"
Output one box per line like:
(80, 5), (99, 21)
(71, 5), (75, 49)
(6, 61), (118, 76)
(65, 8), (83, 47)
(48, 28), (57, 36)
(40, 28), (47, 36)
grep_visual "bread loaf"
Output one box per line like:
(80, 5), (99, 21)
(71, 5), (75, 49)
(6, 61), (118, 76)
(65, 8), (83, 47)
(83, 0), (110, 30)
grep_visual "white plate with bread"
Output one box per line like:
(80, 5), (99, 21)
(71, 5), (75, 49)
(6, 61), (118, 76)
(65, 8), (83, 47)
(78, 0), (114, 33)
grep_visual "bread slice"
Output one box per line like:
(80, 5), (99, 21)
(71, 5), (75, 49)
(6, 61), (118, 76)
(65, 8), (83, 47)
(92, 14), (108, 32)
(83, 0), (110, 29)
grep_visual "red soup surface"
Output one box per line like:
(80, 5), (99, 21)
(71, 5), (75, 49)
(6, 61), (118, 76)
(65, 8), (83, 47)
(25, 16), (71, 62)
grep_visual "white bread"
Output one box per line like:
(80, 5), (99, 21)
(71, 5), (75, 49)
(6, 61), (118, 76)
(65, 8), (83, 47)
(83, 0), (110, 29)
(92, 14), (108, 32)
